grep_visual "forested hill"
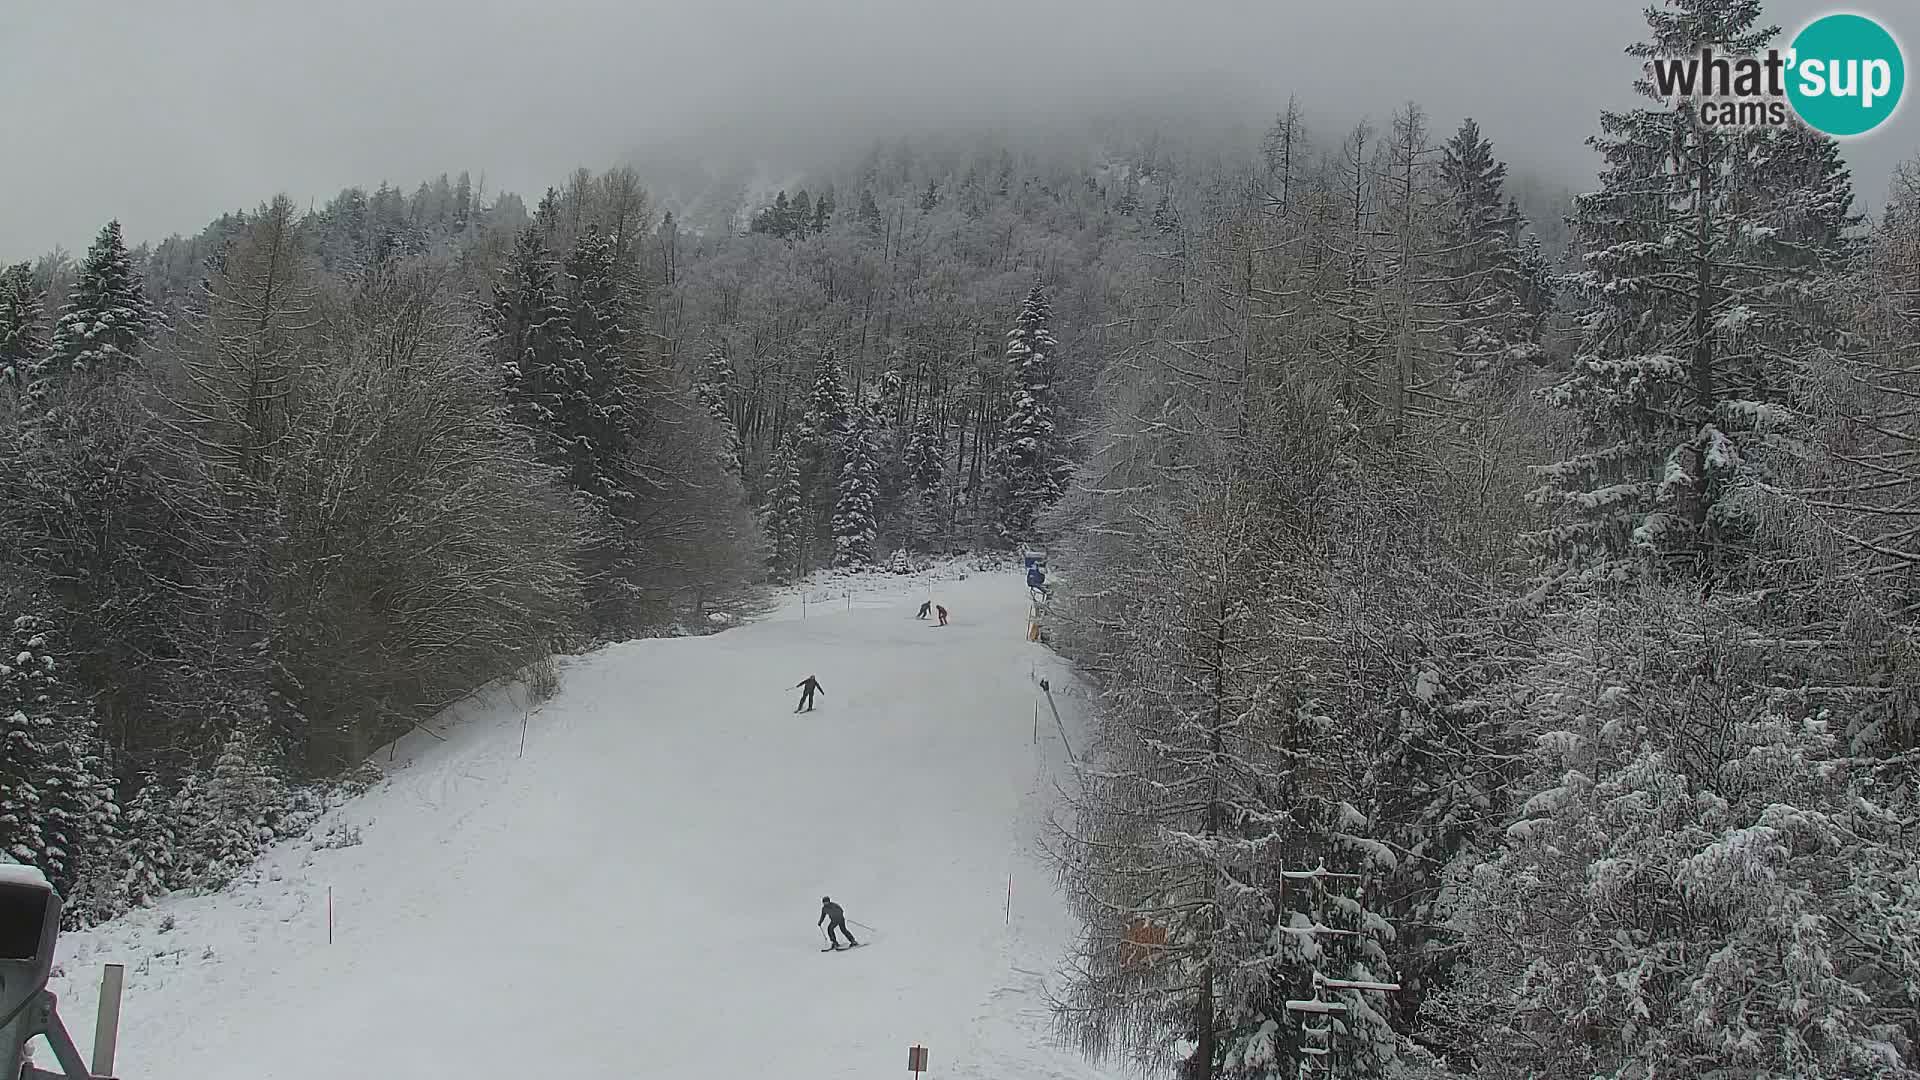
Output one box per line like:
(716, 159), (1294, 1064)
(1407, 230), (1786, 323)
(5, 19), (1920, 1072)
(0, 129), (1160, 935)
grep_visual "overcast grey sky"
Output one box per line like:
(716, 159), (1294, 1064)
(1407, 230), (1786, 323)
(2, 0), (1914, 259)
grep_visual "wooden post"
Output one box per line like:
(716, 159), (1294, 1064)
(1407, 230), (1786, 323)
(91, 964), (124, 1077)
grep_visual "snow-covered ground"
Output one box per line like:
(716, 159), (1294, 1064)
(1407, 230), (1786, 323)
(43, 566), (1110, 1080)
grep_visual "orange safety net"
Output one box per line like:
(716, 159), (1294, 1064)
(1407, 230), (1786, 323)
(1118, 918), (1168, 970)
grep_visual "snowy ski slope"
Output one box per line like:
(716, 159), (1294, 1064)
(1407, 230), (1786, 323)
(45, 567), (1114, 1080)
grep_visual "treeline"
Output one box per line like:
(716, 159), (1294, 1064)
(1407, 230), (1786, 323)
(0, 168), (762, 923)
(1045, 3), (1918, 1078)
(0, 133), (1176, 923)
(653, 136), (1147, 569)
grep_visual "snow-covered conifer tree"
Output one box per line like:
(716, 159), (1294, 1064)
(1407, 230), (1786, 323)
(832, 411), (879, 567)
(38, 219), (157, 388)
(178, 727), (288, 888)
(695, 344), (743, 476)
(764, 437), (807, 580)
(0, 612), (120, 914)
(493, 224), (581, 437)
(0, 262), (44, 391)
(1534, 0), (1859, 586)
(996, 283), (1066, 540)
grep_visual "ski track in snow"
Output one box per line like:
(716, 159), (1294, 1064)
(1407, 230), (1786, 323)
(44, 563), (1119, 1080)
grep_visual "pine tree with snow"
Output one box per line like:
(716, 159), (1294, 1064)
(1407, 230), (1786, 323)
(832, 410), (879, 567)
(800, 359), (850, 452)
(0, 612), (120, 912)
(1151, 190), (1180, 234)
(695, 343), (742, 477)
(763, 436), (807, 580)
(1511, 230), (1555, 346)
(39, 219), (156, 388)
(906, 414), (942, 495)
(901, 414), (945, 552)
(117, 774), (177, 906)
(492, 224), (582, 438)
(0, 262), (44, 391)
(452, 171), (473, 233)
(796, 358), (852, 558)
(179, 727), (288, 888)
(1438, 592), (1917, 1077)
(1534, 0), (1859, 587)
(551, 226), (639, 511)
(996, 283), (1067, 541)
(1436, 118), (1543, 392)
(812, 188), (835, 234)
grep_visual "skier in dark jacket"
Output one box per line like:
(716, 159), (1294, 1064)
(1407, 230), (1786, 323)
(916, 600), (932, 620)
(794, 675), (824, 713)
(936, 605), (948, 626)
(819, 896), (859, 947)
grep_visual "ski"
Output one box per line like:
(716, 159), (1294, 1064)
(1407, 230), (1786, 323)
(821, 942), (864, 952)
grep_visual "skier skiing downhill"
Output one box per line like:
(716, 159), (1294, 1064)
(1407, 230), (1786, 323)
(794, 675), (824, 713)
(935, 605), (948, 626)
(819, 896), (860, 949)
(916, 600), (932, 620)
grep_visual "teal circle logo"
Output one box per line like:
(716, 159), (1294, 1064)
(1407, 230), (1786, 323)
(1786, 13), (1905, 137)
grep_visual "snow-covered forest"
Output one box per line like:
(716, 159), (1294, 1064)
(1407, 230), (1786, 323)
(2, 0), (1918, 1075)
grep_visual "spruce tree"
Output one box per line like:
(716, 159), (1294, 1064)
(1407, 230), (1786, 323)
(1437, 118), (1540, 391)
(493, 224), (581, 437)
(833, 411), (879, 567)
(1151, 190), (1180, 234)
(695, 344), (742, 477)
(117, 774), (177, 906)
(39, 219), (156, 387)
(996, 283), (1066, 540)
(560, 226), (639, 509)
(179, 727), (287, 888)
(452, 171), (473, 233)
(1534, 0), (1859, 586)
(764, 437), (807, 580)
(0, 262), (44, 390)
(903, 414), (945, 552)
(799, 359), (851, 546)
(0, 612), (119, 911)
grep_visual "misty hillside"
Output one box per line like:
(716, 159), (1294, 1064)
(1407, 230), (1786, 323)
(3, 0), (1920, 1077)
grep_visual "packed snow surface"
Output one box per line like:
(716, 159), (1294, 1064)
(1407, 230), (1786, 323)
(47, 565), (1113, 1080)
